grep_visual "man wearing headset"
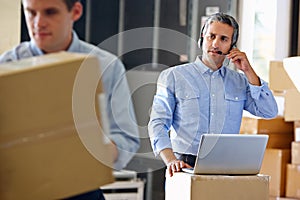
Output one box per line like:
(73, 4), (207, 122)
(148, 12), (278, 177)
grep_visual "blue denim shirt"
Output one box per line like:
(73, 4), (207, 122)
(148, 56), (278, 156)
(0, 31), (140, 170)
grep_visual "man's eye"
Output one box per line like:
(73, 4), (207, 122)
(45, 9), (58, 15)
(208, 35), (215, 39)
(221, 37), (228, 42)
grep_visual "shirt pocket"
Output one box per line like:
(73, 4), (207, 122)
(176, 90), (201, 118)
(225, 92), (246, 118)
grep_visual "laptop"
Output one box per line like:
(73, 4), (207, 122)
(182, 134), (268, 175)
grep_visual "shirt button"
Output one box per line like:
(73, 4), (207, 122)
(235, 97), (239, 100)
(186, 95), (188, 98)
(211, 113), (214, 116)
(212, 94), (215, 97)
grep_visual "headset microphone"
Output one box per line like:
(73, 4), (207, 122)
(216, 51), (228, 55)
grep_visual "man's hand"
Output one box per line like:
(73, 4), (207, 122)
(227, 48), (260, 86)
(166, 159), (192, 177)
(227, 48), (251, 71)
(108, 141), (118, 162)
(159, 148), (192, 177)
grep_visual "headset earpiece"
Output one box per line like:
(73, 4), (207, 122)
(198, 25), (205, 48)
(198, 38), (202, 49)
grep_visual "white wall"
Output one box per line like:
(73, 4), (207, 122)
(0, 0), (21, 54)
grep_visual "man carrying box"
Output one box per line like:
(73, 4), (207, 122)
(0, 0), (140, 199)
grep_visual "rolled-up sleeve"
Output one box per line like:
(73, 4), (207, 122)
(103, 58), (140, 170)
(148, 69), (175, 156)
(245, 78), (278, 118)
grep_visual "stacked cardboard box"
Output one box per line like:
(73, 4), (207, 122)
(263, 58), (300, 199)
(240, 115), (293, 197)
(240, 57), (300, 198)
(240, 116), (294, 149)
(0, 52), (114, 200)
(269, 59), (300, 121)
(285, 142), (300, 199)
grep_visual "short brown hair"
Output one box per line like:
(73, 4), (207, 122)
(64, 0), (81, 11)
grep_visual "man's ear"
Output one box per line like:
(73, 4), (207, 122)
(72, 2), (83, 22)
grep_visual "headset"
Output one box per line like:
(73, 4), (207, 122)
(198, 13), (239, 53)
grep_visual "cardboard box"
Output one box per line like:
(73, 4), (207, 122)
(285, 164), (300, 199)
(265, 132), (294, 149)
(272, 90), (300, 122)
(260, 149), (291, 197)
(285, 89), (300, 121)
(240, 117), (294, 134)
(292, 142), (300, 165)
(0, 52), (114, 200)
(269, 61), (296, 91)
(240, 117), (294, 148)
(269, 57), (300, 121)
(165, 172), (269, 200)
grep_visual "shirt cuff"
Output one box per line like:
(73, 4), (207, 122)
(249, 78), (270, 100)
(110, 134), (139, 170)
(153, 135), (172, 157)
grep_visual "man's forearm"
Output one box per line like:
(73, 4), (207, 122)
(159, 148), (177, 165)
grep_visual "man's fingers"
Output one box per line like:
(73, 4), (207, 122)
(168, 165), (174, 177)
(167, 160), (192, 177)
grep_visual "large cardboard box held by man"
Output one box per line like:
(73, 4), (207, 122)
(0, 52), (114, 200)
(165, 172), (269, 200)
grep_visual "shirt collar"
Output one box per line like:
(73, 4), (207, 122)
(67, 31), (80, 52)
(194, 56), (226, 77)
(29, 31), (79, 55)
(29, 40), (43, 56)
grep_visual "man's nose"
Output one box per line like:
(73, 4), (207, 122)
(212, 38), (221, 48)
(34, 13), (46, 28)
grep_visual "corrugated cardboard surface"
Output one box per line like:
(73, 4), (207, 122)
(0, 52), (114, 199)
(292, 142), (300, 165)
(240, 117), (294, 134)
(269, 61), (295, 91)
(269, 58), (300, 121)
(285, 89), (300, 121)
(260, 149), (291, 197)
(165, 172), (269, 200)
(240, 117), (294, 149)
(285, 164), (300, 199)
